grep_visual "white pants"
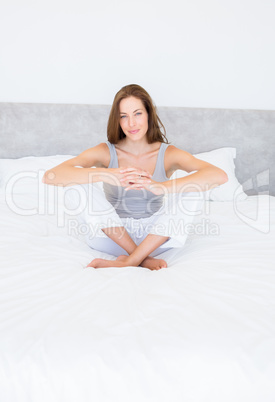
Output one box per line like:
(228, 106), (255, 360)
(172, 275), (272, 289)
(65, 183), (203, 257)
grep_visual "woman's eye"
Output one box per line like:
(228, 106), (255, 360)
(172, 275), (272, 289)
(135, 113), (141, 116)
(120, 115), (127, 119)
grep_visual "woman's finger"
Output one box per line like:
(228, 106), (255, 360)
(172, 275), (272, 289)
(119, 167), (136, 174)
(125, 184), (144, 191)
(120, 167), (152, 178)
(120, 176), (151, 185)
(120, 172), (151, 180)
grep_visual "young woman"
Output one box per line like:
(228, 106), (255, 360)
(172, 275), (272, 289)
(43, 84), (228, 270)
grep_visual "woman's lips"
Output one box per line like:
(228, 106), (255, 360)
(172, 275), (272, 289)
(129, 130), (139, 134)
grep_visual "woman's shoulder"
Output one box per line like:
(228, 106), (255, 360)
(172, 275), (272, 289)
(98, 142), (110, 151)
(93, 142), (111, 166)
(164, 144), (190, 155)
(164, 144), (179, 155)
(87, 142), (110, 155)
(76, 142), (110, 168)
(163, 145), (193, 175)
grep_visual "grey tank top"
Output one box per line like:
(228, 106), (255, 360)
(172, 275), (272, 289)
(103, 141), (169, 219)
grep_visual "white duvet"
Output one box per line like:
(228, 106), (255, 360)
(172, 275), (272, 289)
(0, 193), (275, 402)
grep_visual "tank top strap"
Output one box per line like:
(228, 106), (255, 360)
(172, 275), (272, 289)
(153, 143), (169, 181)
(105, 141), (118, 168)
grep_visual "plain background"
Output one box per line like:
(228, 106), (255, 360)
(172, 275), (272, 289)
(0, 0), (274, 109)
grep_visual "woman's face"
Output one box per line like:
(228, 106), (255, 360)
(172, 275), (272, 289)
(119, 96), (149, 141)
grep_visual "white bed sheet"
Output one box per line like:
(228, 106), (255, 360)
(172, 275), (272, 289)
(0, 193), (275, 402)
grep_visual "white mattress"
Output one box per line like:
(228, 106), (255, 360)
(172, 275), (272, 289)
(0, 193), (275, 402)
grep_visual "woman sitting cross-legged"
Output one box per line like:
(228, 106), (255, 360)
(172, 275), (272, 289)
(42, 84), (228, 270)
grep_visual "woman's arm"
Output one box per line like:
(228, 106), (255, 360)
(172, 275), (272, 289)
(159, 145), (228, 193)
(42, 143), (152, 187)
(42, 143), (111, 186)
(121, 145), (228, 194)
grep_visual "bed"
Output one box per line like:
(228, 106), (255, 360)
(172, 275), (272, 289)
(0, 103), (274, 402)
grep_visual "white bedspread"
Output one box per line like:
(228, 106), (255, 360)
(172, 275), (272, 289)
(0, 194), (275, 402)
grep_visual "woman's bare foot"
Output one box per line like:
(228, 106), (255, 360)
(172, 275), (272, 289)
(140, 256), (167, 270)
(86, 255), (167, 270)
(86, 258), (127, 268)
(117, 255), (167, 270)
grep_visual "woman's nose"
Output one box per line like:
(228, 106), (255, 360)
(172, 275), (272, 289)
(129, 116), (136, 127)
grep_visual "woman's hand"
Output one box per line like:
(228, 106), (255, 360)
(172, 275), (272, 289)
(100, 167), (129, 186)
(119, 167), (151, 189)
(119, 167), (166, 195)
(101, 167), (152, 189)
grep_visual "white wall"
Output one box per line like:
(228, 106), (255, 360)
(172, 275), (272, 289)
(0, 0), (274, 109)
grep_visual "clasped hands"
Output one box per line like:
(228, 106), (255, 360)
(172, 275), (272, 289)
(108, 167), (165, 195)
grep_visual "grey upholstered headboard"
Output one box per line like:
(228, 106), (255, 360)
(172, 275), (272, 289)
(0, 102), (274, 195)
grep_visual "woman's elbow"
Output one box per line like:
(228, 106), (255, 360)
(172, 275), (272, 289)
(218, 169), (228, 185)
(41, 171), (47, 184)
(41, 172), (47, 183)
(42, 170), (55, 185)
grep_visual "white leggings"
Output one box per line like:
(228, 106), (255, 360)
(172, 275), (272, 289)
(65, 183), (203, 257)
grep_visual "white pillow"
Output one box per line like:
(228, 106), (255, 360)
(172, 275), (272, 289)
(0, 155), (75, 195)
(170, 147), (247, 201)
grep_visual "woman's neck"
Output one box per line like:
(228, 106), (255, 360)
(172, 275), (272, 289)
(117, 138), (160, 156)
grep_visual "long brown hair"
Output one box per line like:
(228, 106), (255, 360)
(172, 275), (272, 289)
(107, 84), (169, 144)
